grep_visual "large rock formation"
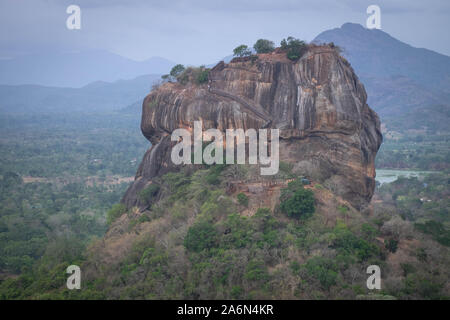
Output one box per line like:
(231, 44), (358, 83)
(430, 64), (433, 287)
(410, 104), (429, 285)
(122, 45), (382, 210)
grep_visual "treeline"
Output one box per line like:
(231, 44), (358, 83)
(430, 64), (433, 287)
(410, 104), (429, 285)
(376, 135), (450, 170)
(0, 170), (129, 274)
(0, 112), (148, 275)
(0, 113), (149, 177)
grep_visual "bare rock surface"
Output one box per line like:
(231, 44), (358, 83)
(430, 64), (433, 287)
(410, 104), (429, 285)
(122, 45), (382, 210)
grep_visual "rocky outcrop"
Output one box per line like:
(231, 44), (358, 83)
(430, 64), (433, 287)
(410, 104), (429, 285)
(122, 45), (382, 210)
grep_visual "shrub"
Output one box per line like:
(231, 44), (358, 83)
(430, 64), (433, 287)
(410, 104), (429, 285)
(245, 259), (269, 281)
(257, 206), (272, 214)
(237, 193), (249, 207)
(170, 64), (185, 78)
(385, 238), (398, 253)
(177, 71), (189, 85)
(304, 257), (338, 290)
(314, 183), (324, 190)
(222, 213), (252, 249)
(174, 66), (210, 85)
(381, 216), (413, 239)
(184, 221), (218, 252)
(196, 69), (209, 84)
(416, 248), (427, 262)
(332, 224), (380, 261)
(138, 184), (160, 205)
(337, 205), (349, 215)
(106, 203), (127, 225)
(280, 37), (307, 61)
(290, 261), (301, 274)
(233, 45), (252, 57)
(139, 247), (168, 277)
(253, 39), (275, 54)
(285, 178), (304, 191)
(280, 180), (315, 219)
(138, 214), (151, 224)
(231, 286), (243, 299)
(414, 220), (450, 246)
(400, 263), (416, 277)
(279, 161), (293, 174)
(402, 274), (444, 299)
(205, 164), (226, 185)
(361, 223), (378, 240)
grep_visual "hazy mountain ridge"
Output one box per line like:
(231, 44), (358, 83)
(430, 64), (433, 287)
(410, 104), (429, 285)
(0, 50), (175, 88)
(0, 74), (161, 114)
(314, 23), (450, 125)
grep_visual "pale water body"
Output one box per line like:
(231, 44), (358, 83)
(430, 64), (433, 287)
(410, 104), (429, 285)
(375, 169), (435, 185)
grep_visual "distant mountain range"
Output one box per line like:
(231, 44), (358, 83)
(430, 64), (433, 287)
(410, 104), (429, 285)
(314, 23), (450, 123)
(0, 50), (175, 88)
(0, 74), (161, 114)
(1, 22), (449, 132)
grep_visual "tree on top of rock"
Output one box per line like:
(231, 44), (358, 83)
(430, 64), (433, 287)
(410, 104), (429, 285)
(280, 37), (307, 61)
(253, 39), (275, 54)
(170, 64), (185, 78)
(233, 45), (252, 58)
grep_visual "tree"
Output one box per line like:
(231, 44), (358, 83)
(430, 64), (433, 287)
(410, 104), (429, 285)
(184, 221), (218, 252)
(138, 184), (160, 205)
(233, 45), (252, 57)
(196, 68), (209, 84)
(280, 36), (307, 61)
(169, 64), (185, 78)
(237, 192), (249, 207)
(280, 180), (315, 218)
(304, 257), (338, 290)
(385, 238), (398, 253)
(253, 39), (275, 54)
(245, 259), (269, 281)
(106, 203), (127, 225)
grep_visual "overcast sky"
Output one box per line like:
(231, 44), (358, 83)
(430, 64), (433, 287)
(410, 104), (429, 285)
(1, 0), (449, 65)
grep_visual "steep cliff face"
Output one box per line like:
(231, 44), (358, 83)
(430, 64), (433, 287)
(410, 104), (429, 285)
(122, 45), (382, 210)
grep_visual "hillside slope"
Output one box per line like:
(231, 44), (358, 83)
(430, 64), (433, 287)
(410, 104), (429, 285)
(0, 74), (161, 114)
(0, 51), (174, 88)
